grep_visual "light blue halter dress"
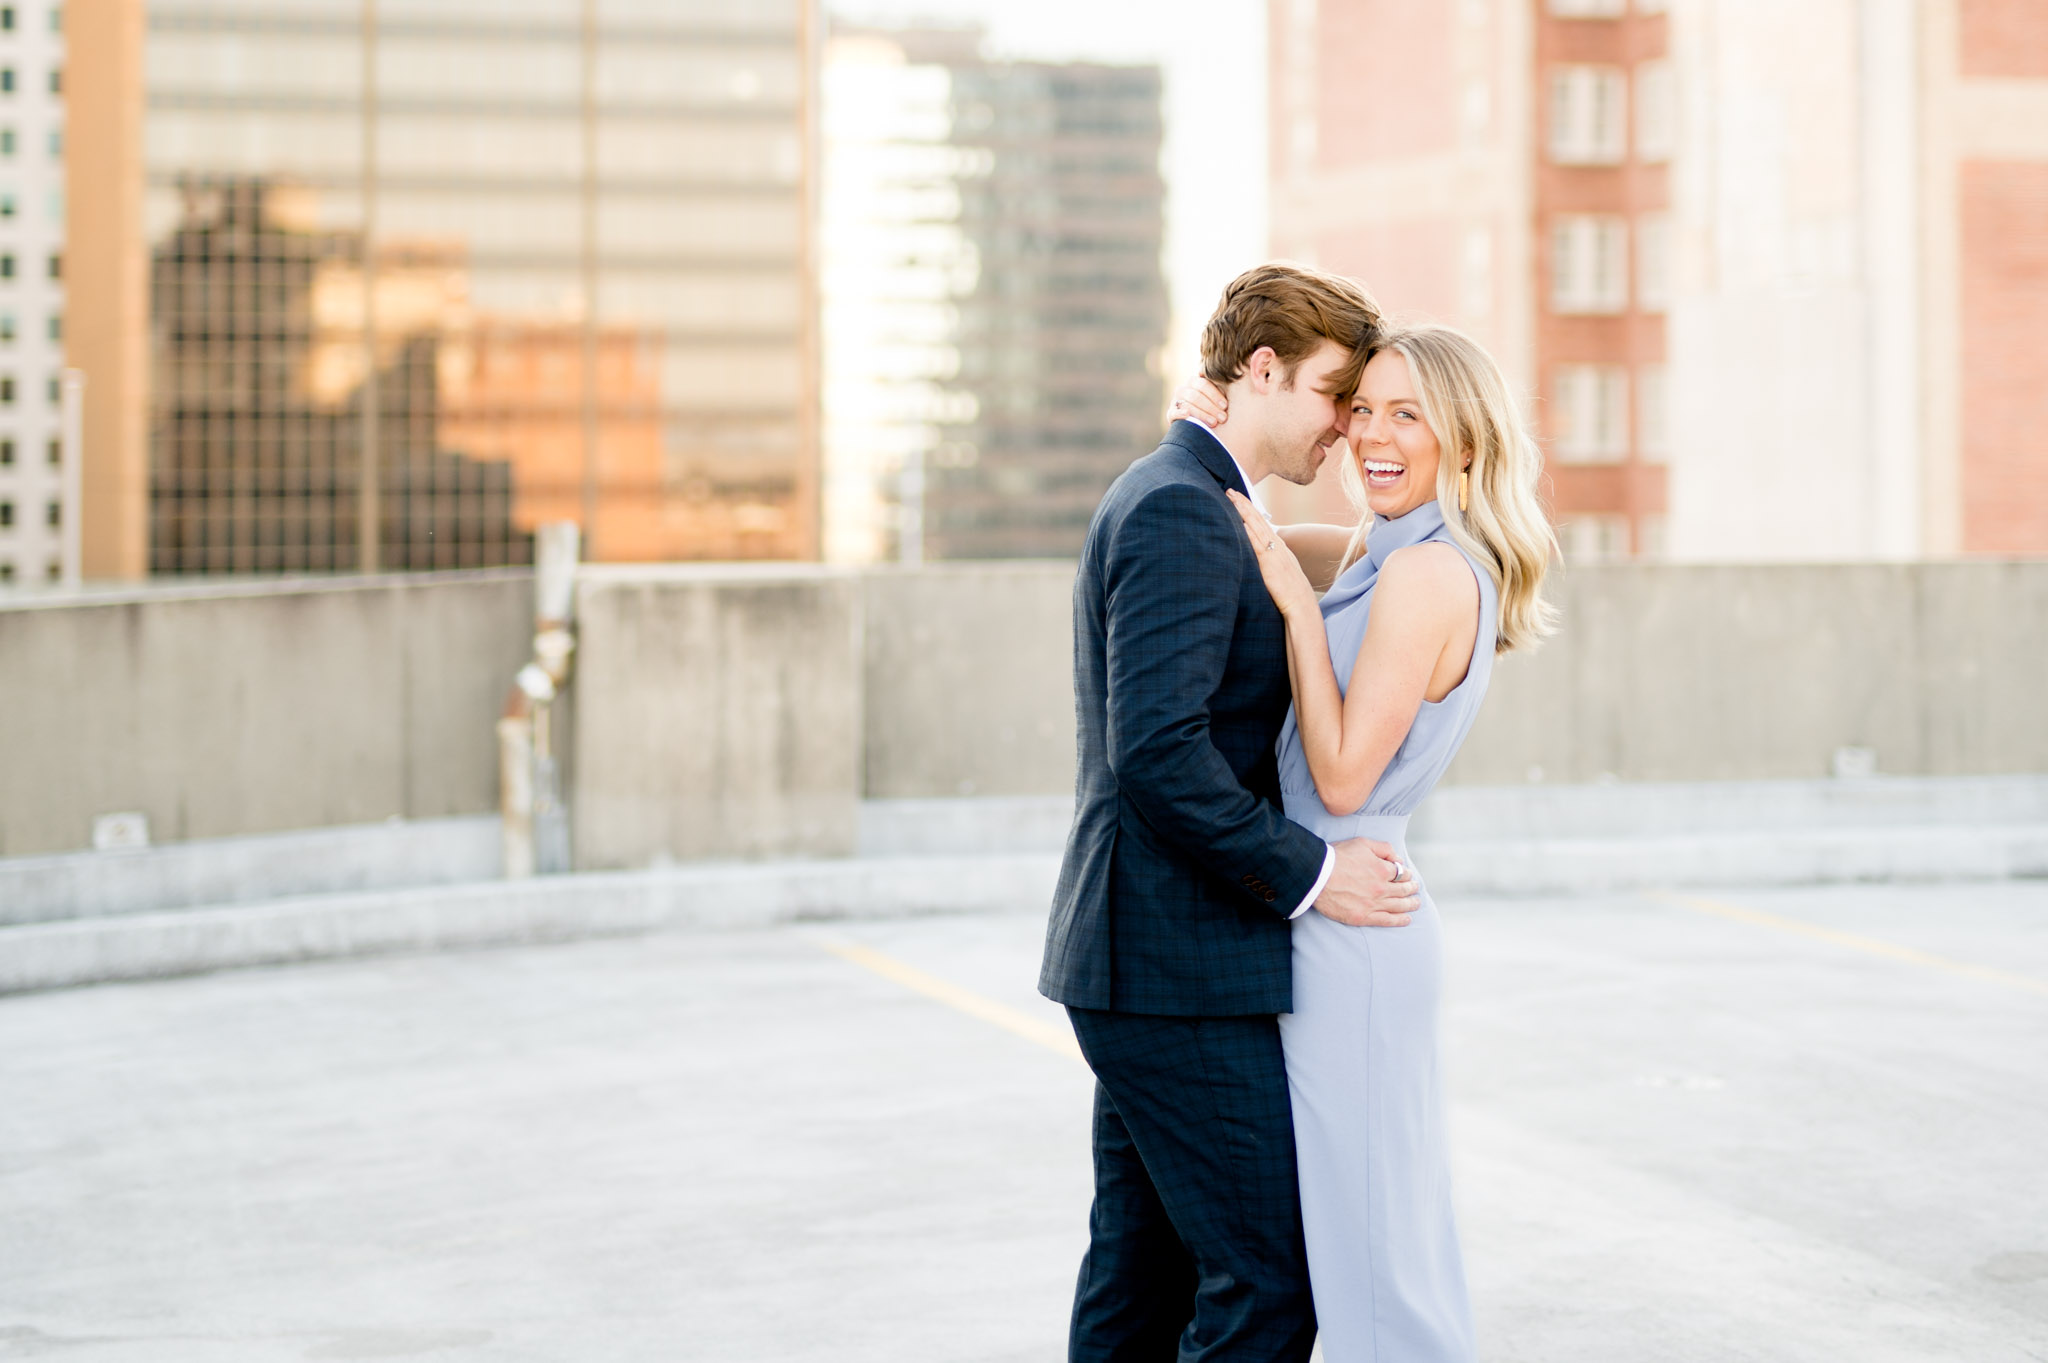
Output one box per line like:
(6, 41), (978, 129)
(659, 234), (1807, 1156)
(1275, 498), (1496, 1363)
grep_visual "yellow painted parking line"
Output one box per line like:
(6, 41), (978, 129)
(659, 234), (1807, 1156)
(814, 937), (1087, 1062)
(1657, 892), (2048, 998)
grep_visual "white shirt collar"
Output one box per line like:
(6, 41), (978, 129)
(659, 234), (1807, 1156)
(1181, 417), (1272, 520)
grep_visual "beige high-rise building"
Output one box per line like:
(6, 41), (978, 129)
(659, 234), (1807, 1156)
(1269, 0), (2048, 562)
(68, 0), (823, 578)
(0, 0), (68, 590)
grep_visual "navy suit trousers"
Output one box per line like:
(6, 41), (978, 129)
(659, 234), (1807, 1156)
(1066, 1007), (1317, 1363)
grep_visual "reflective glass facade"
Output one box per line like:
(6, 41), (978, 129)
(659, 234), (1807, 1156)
(821, 29), (1166, 564)
(145, 0), (816, 573)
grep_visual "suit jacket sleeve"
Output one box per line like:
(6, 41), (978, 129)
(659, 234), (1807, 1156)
(1102, 483), (1328, 916)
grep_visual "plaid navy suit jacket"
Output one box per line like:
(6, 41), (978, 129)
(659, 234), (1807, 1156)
(1039, 421), (1328, 1017)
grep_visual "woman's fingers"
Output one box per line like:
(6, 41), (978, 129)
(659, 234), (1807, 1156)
(1172, 374), (1229, 427)
(1224, 491), (1266, 545)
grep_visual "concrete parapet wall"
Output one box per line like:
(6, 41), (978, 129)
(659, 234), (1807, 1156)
(10, 559), (2046, 869)
(1, 573), (532, 858)
(861, 565), (1077, 799)
(571, 565), (864, 869)
(848, 559), (2048, 800)
(1449, 561), (2048, 784)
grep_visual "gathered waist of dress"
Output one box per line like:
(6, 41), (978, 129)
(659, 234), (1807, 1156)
(1278, 796), (1411, 852)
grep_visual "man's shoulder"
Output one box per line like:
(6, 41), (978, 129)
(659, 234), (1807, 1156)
(1098, 441), (1223, 528)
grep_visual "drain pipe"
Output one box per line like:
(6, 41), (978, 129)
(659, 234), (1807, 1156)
(500, 522), (580, 877)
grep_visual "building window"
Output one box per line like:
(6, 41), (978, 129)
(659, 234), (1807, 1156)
(1460, 79), (1491, 152)
(45, 126), (57, 157)
(1550, 66), (1627, 165)
(1557, 514), (1630, 563)
(1549, 0), (1625, 14)
(0, 192), (13, 218)
(0, 562), (12, 581)
(0, 499), (12, 528)
(47, 67), (58, 95)
(1551, 215), (1629, 313)
(46, 311), (57, 340)
(1460, 226), (1493, 320)
(0, 9), (12, 31)
(0, 375), (13, 404)
(43, 557), (55, 580)
(1, 254), (13, 279)
(45, 251), (55, 278)
(0, 437), (11, 464)
(44, 498), (56, 527)
(1639, 364), (1669, 461)
(0, 312), (12, 341)
(0, 130), (13, 158)
(1, 69), (13, 95)
(1635, 60), (1675, 162)
(1552, 365), (1629, 462)
(45, 435), (56, 464)
(1636, 213), (1672, 311)
(44, 372), (56, 404)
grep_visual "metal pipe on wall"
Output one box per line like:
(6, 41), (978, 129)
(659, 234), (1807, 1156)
(500, 522), (581, 878)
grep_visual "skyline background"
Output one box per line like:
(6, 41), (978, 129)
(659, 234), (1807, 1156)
(16, 0), (2048, 589)
(827, 0), (1270, 381)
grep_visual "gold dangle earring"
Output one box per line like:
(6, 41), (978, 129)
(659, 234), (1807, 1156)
(1458, 466), (1470, 513)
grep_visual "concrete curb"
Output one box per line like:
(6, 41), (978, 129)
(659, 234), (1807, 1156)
(0, 855), (1062, 996)
(0, 816), (504, 926)
(5, 820), (2045, 996)
(1415, 823), (2048, 896)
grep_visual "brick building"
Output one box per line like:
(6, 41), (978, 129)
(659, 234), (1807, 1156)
(1268, 0), (2048, 561)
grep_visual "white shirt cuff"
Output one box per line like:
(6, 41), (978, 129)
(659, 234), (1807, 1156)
(1290, 844), (1336, 919)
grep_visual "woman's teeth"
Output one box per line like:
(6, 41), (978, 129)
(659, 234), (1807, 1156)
(1364, 460), (1405, 485)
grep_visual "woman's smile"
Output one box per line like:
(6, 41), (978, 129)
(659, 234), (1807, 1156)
(1361, 457), (1406, 489)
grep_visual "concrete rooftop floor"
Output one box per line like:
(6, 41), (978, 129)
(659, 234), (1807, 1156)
(3, 882), (2047, 1362)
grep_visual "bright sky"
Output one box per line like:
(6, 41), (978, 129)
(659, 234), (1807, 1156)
(826, 0), (1270, 376)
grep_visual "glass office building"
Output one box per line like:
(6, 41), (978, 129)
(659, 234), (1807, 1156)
(821, 29), (1167, 564)
(935, 56), (1168, 560)
(142, 0), (817, 573)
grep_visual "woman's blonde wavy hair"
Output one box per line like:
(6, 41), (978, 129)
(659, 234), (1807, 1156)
(1335, 324), (1558, 653)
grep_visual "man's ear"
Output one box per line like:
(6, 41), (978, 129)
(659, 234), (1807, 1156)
(1243, 346), (1279, 394)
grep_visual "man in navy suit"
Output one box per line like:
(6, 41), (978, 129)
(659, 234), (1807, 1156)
(1040, 263), (1420, 1361)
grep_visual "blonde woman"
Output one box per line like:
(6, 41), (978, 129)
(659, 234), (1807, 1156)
(1170, 323), (1556, 1362)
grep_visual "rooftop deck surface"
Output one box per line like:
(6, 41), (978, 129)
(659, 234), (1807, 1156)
(3, 881), (2046, 1361)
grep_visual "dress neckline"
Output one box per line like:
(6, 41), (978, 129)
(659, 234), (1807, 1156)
(1363, 499), (1446, 570)
(1319, 499), (1448, 616)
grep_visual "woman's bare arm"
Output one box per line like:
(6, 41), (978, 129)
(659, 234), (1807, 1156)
(1276, 544), (1479, 816)
(1226, 490), (1480, 813)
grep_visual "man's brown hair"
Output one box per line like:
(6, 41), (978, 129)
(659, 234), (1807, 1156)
(1200, 262), (1384, 398)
